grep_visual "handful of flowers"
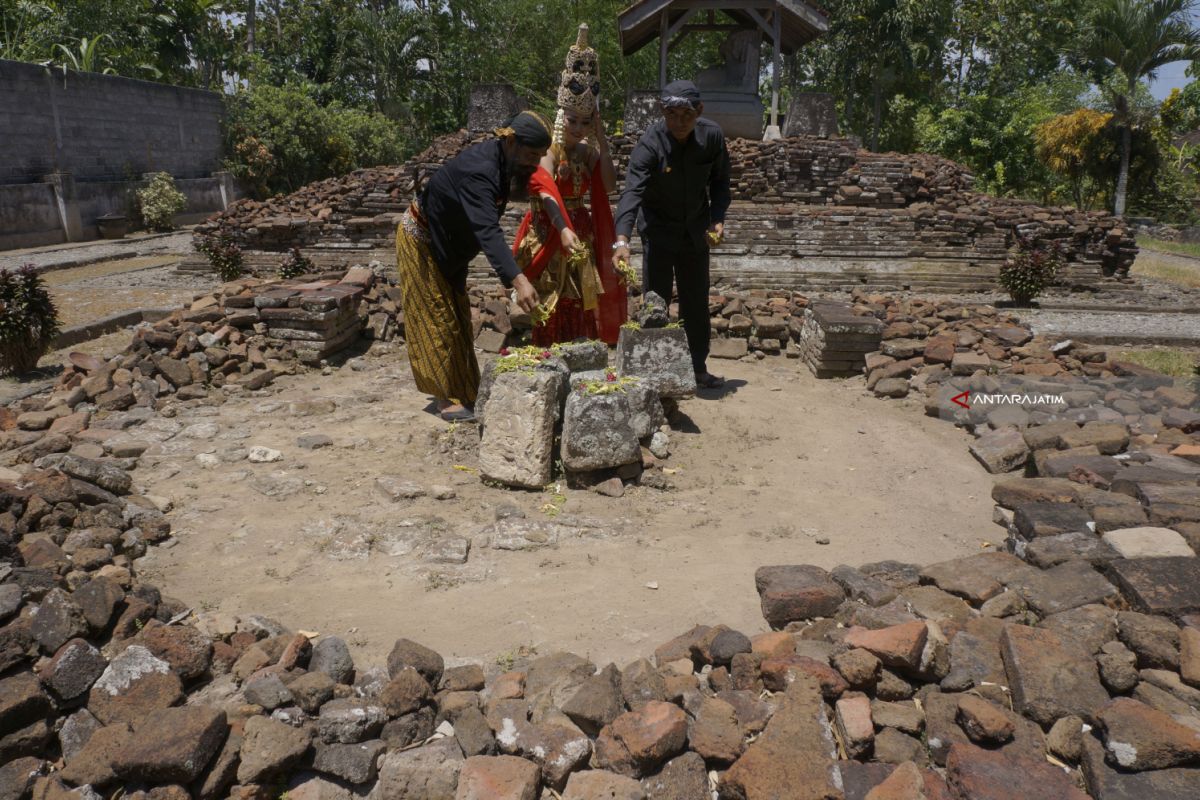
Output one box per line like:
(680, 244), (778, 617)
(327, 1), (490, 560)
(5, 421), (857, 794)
(615, 257), (639, 288)
(530, 292), (559, 327)
(706, 229), (723, 246)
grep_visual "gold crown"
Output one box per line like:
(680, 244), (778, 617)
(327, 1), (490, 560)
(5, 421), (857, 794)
(557, 23), (599, 115)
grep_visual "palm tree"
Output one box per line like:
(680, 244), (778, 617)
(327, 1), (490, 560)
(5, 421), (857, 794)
(1083, 0), (1200, 215)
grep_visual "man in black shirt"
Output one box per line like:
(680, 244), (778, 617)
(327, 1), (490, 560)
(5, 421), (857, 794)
(396, 111), (549, 421)
(612, 80), (732, 388)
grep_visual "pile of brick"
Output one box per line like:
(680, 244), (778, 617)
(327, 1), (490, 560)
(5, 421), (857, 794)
(796, 302), (886, 378)
(248, 270), (373, 364)
(3, 277), (1200, 798)
(190, 131), (1138, 290)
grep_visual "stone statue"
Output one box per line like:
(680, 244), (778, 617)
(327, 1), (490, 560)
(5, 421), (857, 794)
(695, 30), (762, 93)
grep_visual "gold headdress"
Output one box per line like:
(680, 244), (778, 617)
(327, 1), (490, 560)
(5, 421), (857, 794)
(554, 24), (600, 144)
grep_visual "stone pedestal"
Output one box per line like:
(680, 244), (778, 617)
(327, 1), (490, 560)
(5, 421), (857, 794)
(784, 93), (839, 138)
(478, 371), (561, 489)
(468, 84), (526, 134)
(623, 90), (661, 137)
(798, 301), (884, 378)
(698, 91), (764, 141)
(615, 327), (696, 399)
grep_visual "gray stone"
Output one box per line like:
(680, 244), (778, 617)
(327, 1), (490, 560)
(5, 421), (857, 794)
(1102, 527), (1195, 558)
(830, 565), (898, 607)
(112, 705), (228, 784)
(244, 674), (294, 710)
(310, 636), (355, 684)
(30, 589), (89, 653)
(478, 370), (561, 488)
(1108, 557), (1200, 618)
(318, 699), (388, 744)
(627, 382), (666, 441)
(554, 340), (609, 373)
(312, 739), (386, 784)
(387, 638), (444, 685)
(1013, 502), (1093, 539)
(39, 638), (106, 700)
(562, 663), (624, 737)
(561, 390), (640, 472)
(969, 428), (1029, 473)
(238, 714), (313, 784)
(59, 709), (102, 762)
(33, 454), (132, 494)
(1040, 604), (1118, 654)
(1001, 624), (1111, 726)
(615, 327), (697, 399)
(1117, 611), (1180, 670)
(1010, 560), (1119, 616)
(297, 434), (334, 450)
(1022, 532), (1121, 569)
(370, 737), (463, 800)
(637, 292), (670, 329)
(452, 706), (495, 756)
(0, 584), (21, 623)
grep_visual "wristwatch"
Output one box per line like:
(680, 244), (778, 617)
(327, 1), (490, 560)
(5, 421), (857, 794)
(612, 239), (628, 250)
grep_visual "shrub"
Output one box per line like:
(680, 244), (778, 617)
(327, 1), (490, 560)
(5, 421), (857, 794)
(279, 247), (315, 280)
(222, 83), (409, 197)
(999, 235), (1063, 304)
(0, 265), (61, 375)
(136, 172), (187, 231)
(195, 235), (244, 282)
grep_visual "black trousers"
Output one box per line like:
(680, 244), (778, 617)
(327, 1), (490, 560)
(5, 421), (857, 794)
(643, 234), (710, 374)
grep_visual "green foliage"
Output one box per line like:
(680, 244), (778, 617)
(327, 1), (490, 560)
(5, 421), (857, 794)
(136, 171), (187, 231)
(0, 265), (61, 375)
(1034, 109), (1115, 208)
(278, 247), (314, 280)
(914, 73), (1088, 199)
(1078, 0), (1200, 214)
(998, 235), (1063, 303)
(195, 234), (243, 282)
(222, 81), (409, 197)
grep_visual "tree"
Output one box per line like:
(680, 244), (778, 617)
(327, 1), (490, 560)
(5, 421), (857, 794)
(1034, 108), (1115, 208)
(1080, 0), (1200, 215)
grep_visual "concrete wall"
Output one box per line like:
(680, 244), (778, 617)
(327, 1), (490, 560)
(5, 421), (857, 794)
(0, 59), (224, 184)
(0, 174), (240, 250)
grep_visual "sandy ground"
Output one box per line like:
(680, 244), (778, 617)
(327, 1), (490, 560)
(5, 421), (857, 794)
(42, 257), (211, 328)
(130, 345), (998, 671)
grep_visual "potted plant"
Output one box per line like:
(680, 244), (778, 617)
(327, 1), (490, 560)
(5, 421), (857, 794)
(96, 213), (127, 239)
(0, 265), (61, 375)
(998, 234), (1063, 306)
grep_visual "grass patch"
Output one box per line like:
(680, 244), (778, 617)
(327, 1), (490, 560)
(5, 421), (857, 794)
(1115, 348), (1200, 378)
(1131, 252), (1200, 288)
(1136, 236), (1200, 259)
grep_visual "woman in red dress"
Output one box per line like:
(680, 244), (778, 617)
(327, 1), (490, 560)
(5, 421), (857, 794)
(513, 24), (627, 346)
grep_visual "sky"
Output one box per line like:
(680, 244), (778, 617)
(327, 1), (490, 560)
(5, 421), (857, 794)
(1146, 10), (1200, 99)
(1148, 62), (1194, 99)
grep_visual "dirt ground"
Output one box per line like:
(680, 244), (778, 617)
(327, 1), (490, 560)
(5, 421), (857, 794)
(130, 344), (998, 671)
(42, 257), (210, 328)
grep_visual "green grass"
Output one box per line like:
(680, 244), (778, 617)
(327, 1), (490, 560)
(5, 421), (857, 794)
(1136, 236), (1200, 259)
(1115, 348), (1200, 379)
(1131, 239), (1200, 288)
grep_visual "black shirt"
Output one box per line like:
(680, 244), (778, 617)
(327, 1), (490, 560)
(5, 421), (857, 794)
(420, 139), (523, 292)
(614, 117), (732, 247)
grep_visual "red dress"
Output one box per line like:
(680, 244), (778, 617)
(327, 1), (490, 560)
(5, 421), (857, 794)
(513, 144), (627, 346)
